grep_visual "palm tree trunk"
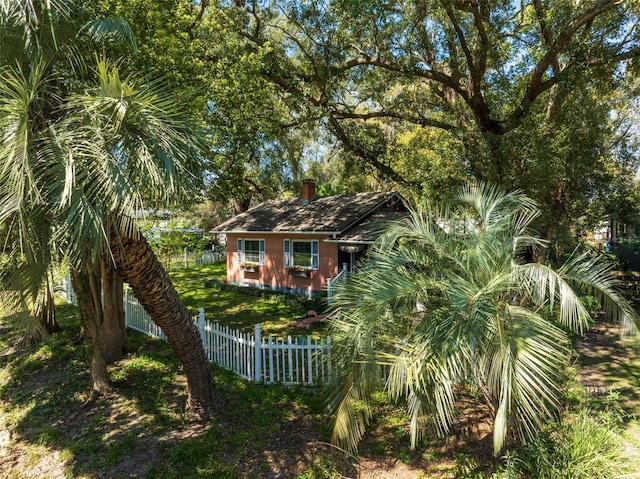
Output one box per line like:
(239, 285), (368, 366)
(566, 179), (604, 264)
(109, 224), (221, 420)
(100, 257), (131, 362)
(33, 276), (62, 334)
(72, 267), (113, 399)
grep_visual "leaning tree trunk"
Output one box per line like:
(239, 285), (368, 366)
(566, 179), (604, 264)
(72, 266), (113, 399)
(108, 225), (221, 420)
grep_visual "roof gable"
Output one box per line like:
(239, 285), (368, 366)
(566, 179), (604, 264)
(211, 191), (398, 234)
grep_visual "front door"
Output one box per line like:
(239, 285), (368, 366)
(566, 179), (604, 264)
(337, 244), (368, 272)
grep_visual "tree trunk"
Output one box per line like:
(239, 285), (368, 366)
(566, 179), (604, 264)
(232, 194), (252, 215)
(72, 267), (113, 399)
(100, 257), (131, 362)
(108, 224), (221, 420)
(33, 276), (61, 334)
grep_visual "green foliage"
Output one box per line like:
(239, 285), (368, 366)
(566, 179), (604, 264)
(296, 457), (342, 479)
(490, 452), (520, 479)
(493, 355), (633, 478)
(592, 250), (624, 270)
(387, 126), (471, 203)
(453, 452), (484, 479)
(579, 296), (601, 321)
(328, 182), (640, 454)
(496, 78), (640, 256)
(216, 0), (640, 250)
(617, 234), (640, 253)
(94, 0), (308, 212)
(91, 0), (209, 115)
(511, 407), (630, 479)
(0, 0), (207, 291)
(146, 230), (208, 256)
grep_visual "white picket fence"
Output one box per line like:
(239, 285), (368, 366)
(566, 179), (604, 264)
(59, 278), (332, 385)
(159, 249), (225, 272)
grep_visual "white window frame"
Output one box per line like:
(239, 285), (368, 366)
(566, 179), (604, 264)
(287, 239), (319, 270)
(237, 238), (265, 265)
(284, 239), (291, 267)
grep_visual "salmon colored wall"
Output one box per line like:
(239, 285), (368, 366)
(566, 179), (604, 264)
(226, 233), (339, 294)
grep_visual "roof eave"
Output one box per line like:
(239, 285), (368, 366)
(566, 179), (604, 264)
(209, 230), (341, 235)
(324, 239), (375, 244)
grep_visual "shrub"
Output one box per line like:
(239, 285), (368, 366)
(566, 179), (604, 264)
(506, 406), (630, 479)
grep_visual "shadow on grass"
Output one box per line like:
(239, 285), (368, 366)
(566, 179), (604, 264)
(1, 307), (187, 477)
(142, 365), (334, 479)
(1, 303), (338, 478)
(576, 318), (640, 413)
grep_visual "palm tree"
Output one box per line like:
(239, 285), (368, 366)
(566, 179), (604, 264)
(0, 0), (220, 418)
(328, 182), (639, 453)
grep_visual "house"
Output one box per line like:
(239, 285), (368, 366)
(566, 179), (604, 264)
(594, 216), (640, 270)
(210, 180), (406, 296)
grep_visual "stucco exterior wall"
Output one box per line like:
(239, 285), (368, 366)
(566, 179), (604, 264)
(226, 233), (339, 296)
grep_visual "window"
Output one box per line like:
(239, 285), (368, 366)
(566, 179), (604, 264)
(285, 240), (319, 269)
(237, 238), (265, 265)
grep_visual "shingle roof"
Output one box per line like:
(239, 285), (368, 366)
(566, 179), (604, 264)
(328, 207), (408, 243)
(211, 191), (396, 234)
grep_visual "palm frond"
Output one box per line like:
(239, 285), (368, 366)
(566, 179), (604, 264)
(559, 252), (640, 339)
(79, 17), (137, 50)
(327, 343), (383, 452)
(454, 181), (539, 235)
(517, 262), (592, 333)
(483, 304), (568, 452)
(0, 1), (205, 283)
(327, 181), (627, 453)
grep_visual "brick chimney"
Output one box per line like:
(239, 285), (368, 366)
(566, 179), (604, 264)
(302, 179), (316, 204)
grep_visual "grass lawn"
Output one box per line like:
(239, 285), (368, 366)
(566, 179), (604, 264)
(169, 263), (329, 337)
(1, 266), (640, 478)
(0, 305), (338, 478)
(574, 319), (640, 472)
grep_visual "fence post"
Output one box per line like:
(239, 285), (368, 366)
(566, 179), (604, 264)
(124, 287), (130, 326)
(184, 247), (188, 268)
(327, 336), (332, 382)
(64, 276), (70, 303)
(254, 323), (262, 383)
(198, 308), (206, 352)
(307, 335), (313, 385)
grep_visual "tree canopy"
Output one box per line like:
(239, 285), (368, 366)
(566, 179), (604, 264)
(92, 0), (312, 212)
(213, 0), (640, 246)
(82, 1), (640, 245)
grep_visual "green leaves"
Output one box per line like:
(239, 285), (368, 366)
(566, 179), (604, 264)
(328, 181), (639, 453)
(0, 0), (206, 297)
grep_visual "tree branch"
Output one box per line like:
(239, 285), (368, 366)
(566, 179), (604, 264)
(509, 0), (621, 132)
(332, 110), (457, 131)
(327, 114), (415, 188)
(186, 0), (207, 40)
(443, 3), (476, 80)
(334, 55), (468, 100)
